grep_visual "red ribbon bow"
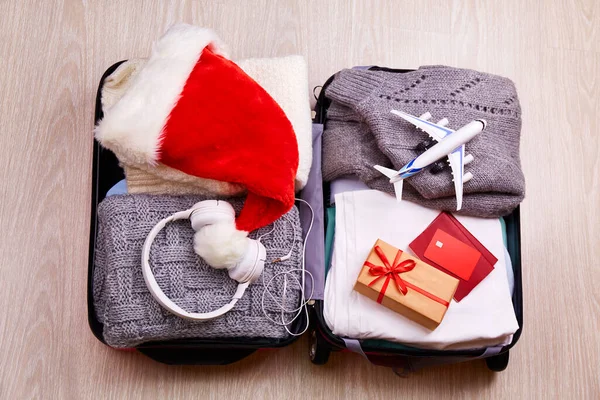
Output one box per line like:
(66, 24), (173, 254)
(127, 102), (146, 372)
(365, 246), (416, 303)
(364, 245), (449, 307)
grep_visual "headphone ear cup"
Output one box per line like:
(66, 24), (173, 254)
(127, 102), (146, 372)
(228, 239), (266, 283)
(189, 200), (265, 282)
(190, 200), (235, 231)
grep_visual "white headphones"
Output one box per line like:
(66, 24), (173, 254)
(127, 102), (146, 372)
(141, 200), (266, 321)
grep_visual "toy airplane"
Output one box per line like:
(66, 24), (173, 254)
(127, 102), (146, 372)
(374, 110), (486, 211)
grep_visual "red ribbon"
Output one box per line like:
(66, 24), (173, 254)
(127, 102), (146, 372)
(365, 246), (449, 307)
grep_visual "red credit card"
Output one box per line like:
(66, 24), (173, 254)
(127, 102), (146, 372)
(409, 212), (496, 302)
(424, 229), (481, 281)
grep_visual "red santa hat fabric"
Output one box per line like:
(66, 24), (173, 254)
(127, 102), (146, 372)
(96, 24), (299, 233)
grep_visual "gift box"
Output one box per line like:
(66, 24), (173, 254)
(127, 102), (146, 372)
(353, 239), (459, 330)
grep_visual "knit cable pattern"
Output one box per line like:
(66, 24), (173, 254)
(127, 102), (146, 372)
(93, 194), (302, 348)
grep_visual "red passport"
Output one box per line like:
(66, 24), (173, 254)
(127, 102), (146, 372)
(409, 213), (497, 302)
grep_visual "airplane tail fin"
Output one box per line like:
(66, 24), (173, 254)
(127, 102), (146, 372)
(374, 165), (404, 202)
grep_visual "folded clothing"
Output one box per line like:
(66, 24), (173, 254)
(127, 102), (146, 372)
(298, 123), (326, 300)
(321, 206), (516, 352)
(93, 194), (303, 348)
(323, 66), (525, 218)
(100, 54), (312, 195)
(324, 190), (518, 350)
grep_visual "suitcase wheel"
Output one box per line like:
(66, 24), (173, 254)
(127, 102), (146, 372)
(485, 351), (509, 372)
(309, 328), (331, 365)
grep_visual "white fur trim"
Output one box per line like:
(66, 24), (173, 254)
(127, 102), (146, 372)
(236, 55), (313, 190)
(193, 222), (248, 269)
(95, 24), (227, 166)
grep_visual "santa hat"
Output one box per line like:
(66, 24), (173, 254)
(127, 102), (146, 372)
(96, 24), (299, 266)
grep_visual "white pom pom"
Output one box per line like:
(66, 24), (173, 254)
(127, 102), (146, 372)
(193, 222), (249, 269)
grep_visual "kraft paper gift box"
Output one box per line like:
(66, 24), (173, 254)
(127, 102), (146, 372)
(353, 239), (459, 330)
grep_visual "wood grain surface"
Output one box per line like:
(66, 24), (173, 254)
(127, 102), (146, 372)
(0, 1), (598, 399)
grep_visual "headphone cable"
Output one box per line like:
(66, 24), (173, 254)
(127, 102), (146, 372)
(260, 198), (314, 336)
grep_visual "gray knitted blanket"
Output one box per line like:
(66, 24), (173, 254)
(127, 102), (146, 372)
(322, 65), (525, 217)
(93, 194), (303, 348)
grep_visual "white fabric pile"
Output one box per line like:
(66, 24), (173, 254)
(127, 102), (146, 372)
(324, 189), (519, 350)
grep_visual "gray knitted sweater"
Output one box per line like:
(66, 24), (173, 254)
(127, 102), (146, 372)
(323, 66), (525, 217)
(93, 195), (302, 348)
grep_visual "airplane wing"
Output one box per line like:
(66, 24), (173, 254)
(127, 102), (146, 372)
(374, 165), (404, 202)
(390, 110), (454, 142)
(391, 180), (403, 202)
(447, 145), (465, 211)
(373, 165), (399, 179)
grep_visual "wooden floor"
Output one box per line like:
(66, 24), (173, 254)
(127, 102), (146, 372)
(0, 1), (598, 399)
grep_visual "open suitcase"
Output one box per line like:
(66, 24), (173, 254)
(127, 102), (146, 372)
(88, 63), (523, 372)
(307, 69), (523, 374)
(88, 61), (307, 365)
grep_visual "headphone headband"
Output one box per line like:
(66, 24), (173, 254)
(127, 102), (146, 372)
(141, 208), (254, 321)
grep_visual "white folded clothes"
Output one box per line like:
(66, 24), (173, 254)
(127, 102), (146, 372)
(324, 190), (519, 350)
